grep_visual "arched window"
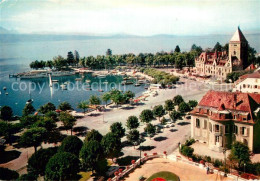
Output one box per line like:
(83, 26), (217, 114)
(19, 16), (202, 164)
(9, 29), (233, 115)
(233, 51), (236, 55)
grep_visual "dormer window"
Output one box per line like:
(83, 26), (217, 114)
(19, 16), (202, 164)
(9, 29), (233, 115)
(234, 51), (236, 55)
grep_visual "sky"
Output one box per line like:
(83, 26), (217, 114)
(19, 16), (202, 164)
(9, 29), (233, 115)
(0, 0), (259, 36)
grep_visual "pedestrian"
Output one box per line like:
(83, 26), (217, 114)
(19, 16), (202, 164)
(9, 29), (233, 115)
(207, 166), (210, 174)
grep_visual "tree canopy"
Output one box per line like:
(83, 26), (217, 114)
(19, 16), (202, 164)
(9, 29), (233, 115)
(58, 101), (73, 111)
(110, 122), (125, 138)
(0, 106), (13, 121)
(59, 136), (83, 156)
(153, 105), (165, 121)
(45, 152), (80, 181)
(139, 109), (154, 123)
(101, 132), (122, 160)
(84, 129), (103, 143)
(126, 116), (139, 130)
(229, 141), (251, 168)
(22, 103), (35, 116)
(38, 102), (56, 114)
(173, 95), (184, 105)
(59, 112), (76, 135)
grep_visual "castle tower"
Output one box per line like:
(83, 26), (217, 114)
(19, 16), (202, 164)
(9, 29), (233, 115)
(229, 27), (248, 70)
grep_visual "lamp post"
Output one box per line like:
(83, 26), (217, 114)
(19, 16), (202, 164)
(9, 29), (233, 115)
(223, 148), (227, 177)
(139, 135), (142, 165)
(244, 163), (246, 174)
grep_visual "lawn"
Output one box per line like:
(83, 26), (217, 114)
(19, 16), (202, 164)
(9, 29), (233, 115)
(146, 171), (179, 181)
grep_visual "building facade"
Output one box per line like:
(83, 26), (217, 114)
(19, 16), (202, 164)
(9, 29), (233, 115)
(233, 70), (260, 94)
(195, 27), (248, 81)
(190, 90), (260, 152)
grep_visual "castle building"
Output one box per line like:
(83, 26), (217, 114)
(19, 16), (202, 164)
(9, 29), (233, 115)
(195, 27), (248, 81)
(190, 90), (260, 152)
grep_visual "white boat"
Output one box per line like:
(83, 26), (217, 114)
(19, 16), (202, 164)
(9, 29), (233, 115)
(75, 78), (83, 81)
(85, 79), (91, 83)
(103, 80), (108, 84)
(5, 92), (8, 95)
(52, 80), (59, 82)
(134, 83), (141, 87)
(19, 70), (75, 79)
(60, 84), (67, 90)
(3, 87), (7, 90)
(98, 74), (106, 78)
(26, 99), (33, 104)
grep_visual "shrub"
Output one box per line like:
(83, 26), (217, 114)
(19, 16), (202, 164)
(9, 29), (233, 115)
(59, 136), (83, 156)
(181, 145), (194, 157)
(185, 139), (195, 146)
(213, 159), (223, 168)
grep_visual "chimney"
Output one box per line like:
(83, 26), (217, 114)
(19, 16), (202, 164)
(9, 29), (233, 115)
(234, 94), (237, 108)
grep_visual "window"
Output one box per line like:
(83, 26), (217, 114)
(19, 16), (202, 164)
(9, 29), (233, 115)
(204, 120), (207, 129)
(234, 51), (236, 55)
(196, 119), (200, 128)
(209, 122), (212, 132)
(233, 125), (238, 134)
(215, 125), (220, 132)
(240, 127), (248, 136)
(215, 136), (220, 143)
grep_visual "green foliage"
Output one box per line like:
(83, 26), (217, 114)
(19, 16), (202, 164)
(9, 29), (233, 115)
(80, 140), (104, 171)
(101, 92), (111, 105)
(126, 115), (139, 130)
(180, 145), (194, 157)
(89, 95), (101, 105)
(178, 102), (191, 113)
(106, 49), (112, 56)
(213, 159), (223, 168)
(45, 111), (59, 122)
(101, 132), (122, 159)
(139, 109), (154, 123)
(95, 159), (109, 175)
(110, 122), (125, 138)
(0, 167), (19, 180)
(85, 129), (103, 143)
(110, 90), (125, 107)
(20, 115), (39, 128)
(153, 105), (165, 121)
(22, 103), (35, 116)
(38, 102), (56, 114)
(77, 100), (89, 114)
(59, 112), (76, 135)
(127, 129), (140, 145)
(19, 127), (47, 152)
(230, 141), (251, 168)
(169, 110), (181, 122)
(184, 138), (195, 146)
(188, 100), (198, 109)
(58, 101), (73, 111)
(164, 100), (174, 112)
(174, 45), (181, 53)
(0, 106), (13, 121)
(143, 68), (179, 84)
(28, 147), (58, 176)
(226, 70), (253, 83)
(59, 136), (83, 156)
(19, 172), (38, 181)
(173, 95), (184, 105)
(213, 42), (223, 51)
(123, 90), (135, 103)
(145, 123), (156, 136)
(0, 121), (22, 143)
(32, 117), (57, 132)
(161, 117), (167, 125)
(45, 152), (80, 181)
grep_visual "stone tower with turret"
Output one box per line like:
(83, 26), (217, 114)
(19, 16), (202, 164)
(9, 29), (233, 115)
(229, 27), (248, 70)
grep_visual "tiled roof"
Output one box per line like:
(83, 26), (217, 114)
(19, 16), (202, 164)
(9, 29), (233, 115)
(240, 70), (260, 79)
(198, 90), (259, 112)
(230, 27), (247, 42)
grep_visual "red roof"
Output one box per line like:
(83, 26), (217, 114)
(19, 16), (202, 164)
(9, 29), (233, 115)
(198, 90), (259, 112)
(245, 64), (256, 71)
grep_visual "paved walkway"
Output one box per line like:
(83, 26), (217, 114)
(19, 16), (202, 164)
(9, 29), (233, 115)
(191, 142), (230, 160)
(124, 158), (234, 181)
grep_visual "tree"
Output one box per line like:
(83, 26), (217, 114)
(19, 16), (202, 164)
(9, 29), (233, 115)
(33, 117), (57, 132)
(38, 102), (56, 114)
(229, 141), (250, 169)
(58, 101), (73, 111)
(123, 90), (135, 103)
(106, 49), (112, 56)
(101, 132), (122, 161)
(164, 100), (174, 113)
(110, 122), (125, 138)
(0, 106), (13, 121)
(175, 53), (184, 69)
(139, 109), (154, 124)
(174, 45), (181, 53)
(213, 42), (222, 52)
(19, 172), (38, 181)
(188, 100), (198, 109)
(89, 95), (101, 105)
(19, 127), (47, 153)
(110, 91), (124, 108)
(22, 103), (35, 116)
(153, 105), (165, 122)
(127, 129), (140, 148)
(145, 123), (156, 137)
(102, 92), (111, 106)
(28, 147), (58, 176)
(59, 136), (83, 156)
(67, 51), (74, 65)
(178, 102), (191, 113)
(170, 110), (181, 123)
(59, 112), (76, 135)
(85, 129), (103, 142)
(126, 116), (139, 130)
(45, 152), (80, 181)
(45, 111), (59, 122)
(77, 100), (89, 114)
(173, 95), (184, 105)
(74, 50), (80, 65)
(95, 159), (108, 176)
(80, 140), (104, 171)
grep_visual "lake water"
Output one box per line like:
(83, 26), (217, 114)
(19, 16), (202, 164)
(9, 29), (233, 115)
(0, 34), (259, 115)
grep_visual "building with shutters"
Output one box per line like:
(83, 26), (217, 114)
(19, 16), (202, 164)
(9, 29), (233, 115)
(190, 90), (260, 152)
(195, 27), (248, 81)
